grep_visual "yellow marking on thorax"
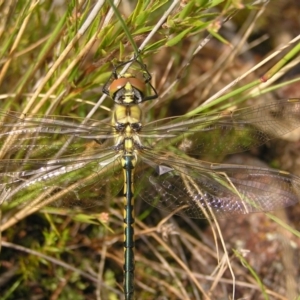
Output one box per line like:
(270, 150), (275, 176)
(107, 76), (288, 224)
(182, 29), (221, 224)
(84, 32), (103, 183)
(112, 104), (143, 152)
(113, 104), (142, 125)
(123, 82), (135, 105)
(124, 138), (133, 152)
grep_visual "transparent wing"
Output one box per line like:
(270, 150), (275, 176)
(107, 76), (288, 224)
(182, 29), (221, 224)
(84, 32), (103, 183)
(0, 112), (115, 161)
(2, 99), (300, 217)
(0, 112), (118, 171)
(0, 112), (113, 138)
(0, 151), (123, 210)
(141, 99), (300, 157)
(135, 150), (300, 219)
(0, 113), (123, 211)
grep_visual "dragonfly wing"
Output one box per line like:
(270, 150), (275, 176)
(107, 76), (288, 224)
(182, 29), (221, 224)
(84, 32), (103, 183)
(0, 112), (113, 134)
(0, 112), (124, 211)
(0, 112), (115, 159)
(0, 152), (123, 210)
(135, 152), (300, 219)
(141, 99), (300, 157)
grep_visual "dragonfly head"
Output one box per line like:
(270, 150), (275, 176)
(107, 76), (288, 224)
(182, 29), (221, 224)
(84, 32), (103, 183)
(109, 74), (146, 105)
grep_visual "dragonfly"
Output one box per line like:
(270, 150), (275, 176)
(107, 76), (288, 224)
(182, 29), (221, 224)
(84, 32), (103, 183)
(1, 58), (300, 300)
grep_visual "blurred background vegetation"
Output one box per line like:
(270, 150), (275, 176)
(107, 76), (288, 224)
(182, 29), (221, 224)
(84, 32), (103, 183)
(0, 0), (300, 299)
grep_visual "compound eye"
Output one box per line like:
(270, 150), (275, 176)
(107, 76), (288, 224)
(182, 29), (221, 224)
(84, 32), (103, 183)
(126, 77), (146, 93)
(109, 78), (128, 95)
(109, 76), (147, 97)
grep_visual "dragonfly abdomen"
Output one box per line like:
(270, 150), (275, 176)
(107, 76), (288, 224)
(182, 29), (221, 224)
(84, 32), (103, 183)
(122, 154), (136, 300)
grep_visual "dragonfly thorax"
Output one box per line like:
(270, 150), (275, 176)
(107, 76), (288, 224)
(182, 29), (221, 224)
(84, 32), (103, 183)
(113, 104), (142, 125)
(112, 103), (144, 152)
